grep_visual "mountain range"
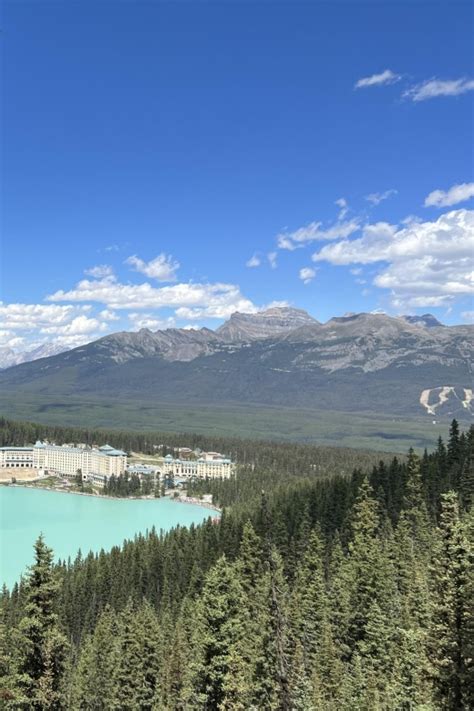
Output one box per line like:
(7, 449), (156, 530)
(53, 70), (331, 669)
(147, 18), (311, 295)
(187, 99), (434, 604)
(0, 343), (68, 370)
(0, 307), (472, 423)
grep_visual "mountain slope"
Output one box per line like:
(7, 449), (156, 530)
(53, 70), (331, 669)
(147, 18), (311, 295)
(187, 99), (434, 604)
(0, 309), (472, 422)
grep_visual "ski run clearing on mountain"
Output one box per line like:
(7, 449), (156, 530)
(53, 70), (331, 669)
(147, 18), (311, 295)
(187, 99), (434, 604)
(420, 387), (474, 416)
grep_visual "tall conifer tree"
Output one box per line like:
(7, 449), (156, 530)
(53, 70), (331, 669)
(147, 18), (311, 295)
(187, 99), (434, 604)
(11, 536), (69, 710)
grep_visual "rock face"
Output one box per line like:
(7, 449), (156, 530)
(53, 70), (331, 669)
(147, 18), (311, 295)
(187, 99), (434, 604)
(0, 308), (472, 420)
(402, 314), (445, 328)
(91, 327), (222, 364)
(284, 313), (470, 374)
(216, 307), (319, 341)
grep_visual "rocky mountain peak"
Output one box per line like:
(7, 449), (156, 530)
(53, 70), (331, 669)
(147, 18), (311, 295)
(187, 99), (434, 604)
(401, 314), (444, 328)
(0, 343), (69, 370)
(217, 306), (318, 341)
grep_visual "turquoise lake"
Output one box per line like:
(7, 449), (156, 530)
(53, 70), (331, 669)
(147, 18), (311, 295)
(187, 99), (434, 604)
(0, 487), (214, 588)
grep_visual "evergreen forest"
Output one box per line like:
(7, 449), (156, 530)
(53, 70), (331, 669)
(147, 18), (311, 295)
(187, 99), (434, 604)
(0, 419), (472, 709)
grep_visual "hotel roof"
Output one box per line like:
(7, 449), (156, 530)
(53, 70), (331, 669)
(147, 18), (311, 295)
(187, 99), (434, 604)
(0, 446), (34, 451)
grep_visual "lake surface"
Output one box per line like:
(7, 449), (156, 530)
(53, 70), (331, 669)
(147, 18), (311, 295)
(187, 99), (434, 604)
(0, 486), (215, 588)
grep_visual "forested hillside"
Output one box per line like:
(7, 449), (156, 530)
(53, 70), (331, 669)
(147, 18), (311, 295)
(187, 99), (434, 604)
(0, 415), (394, 478)
(0, 422), (472, 709)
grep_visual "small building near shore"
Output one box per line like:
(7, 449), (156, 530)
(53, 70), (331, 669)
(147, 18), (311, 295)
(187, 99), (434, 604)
(127, 464), (160, 483)
(158, 453), (235, 480)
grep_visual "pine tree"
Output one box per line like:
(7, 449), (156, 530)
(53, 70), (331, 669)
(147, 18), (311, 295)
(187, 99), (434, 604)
(356, 599), (396, 706)
(0, 616), (15, 706)
(459, 428), (474, 512)
(327, 534), (352, 662)
(10, 536), (69, 710)
(155, 600), (195, 710)
(460, 507), (474, 709)
(392, 514), (433, 706)
(69, 605), (120, 709)
(430, 491), (471, 709)
(189, 555), (253, 710)
(113, 600), (156, 710)
(288, 640), (314, 710)
(400, 450), (432, 555)
(448, 420), (461, 466)
(345, 478), (382, 651)
(235, 522), (276, 707)
(288, 528), (327, 673)
(311, 616), (345, 710)
(447, 419), (462, 490)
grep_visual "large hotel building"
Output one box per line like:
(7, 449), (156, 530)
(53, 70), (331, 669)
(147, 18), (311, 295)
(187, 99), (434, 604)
(0, 441), (127, 485)
(0, 443), (235, 484)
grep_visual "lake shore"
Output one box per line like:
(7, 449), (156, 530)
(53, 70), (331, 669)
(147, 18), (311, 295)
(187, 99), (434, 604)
(0, 486), (218, 589)
(2, 480), (222, 512)
(0, 469), (43, 483)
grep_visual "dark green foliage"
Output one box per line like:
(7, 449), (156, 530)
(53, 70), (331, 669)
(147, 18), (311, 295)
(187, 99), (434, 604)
(430, 492), (473, 710)
(103, 472), (143, 497)
(0, 421), (472, 709)
(1, 536), (69, 710)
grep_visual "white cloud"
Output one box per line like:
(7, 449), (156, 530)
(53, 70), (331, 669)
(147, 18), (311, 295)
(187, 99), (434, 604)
(0, 303), (109, 351)
(313, 211), (473, 264)
(128, 313), (176, 331)
(85, 264), (114, 278)
(0, 331), (25, 348)
(355, 69), (401, 89)
(126, 253), (180, 282)
(277, 218), (360, 250)
(174, 307), (209, 321)
(40, 315), (107, 336)
(8, 337), (26, 348)
(335, 197), (349, 220)
(173, 296), (257, 321)
(99, 309), (120, 321)
(0, 303), (91, 330)
(174, 299), (288, 322)
(48, 278), (259, 317)
(391, 294), (454, 309)
(299, 267), (316, 284)
(404, 77), (474, 101)
(424, 182), (474, 208)
(268, 252), (278, 269)
(313, 209), (474, 308)
(461, 310), (474, 323)
(246, 254), (261, 268)
(277, 221), (320, 250)
(401, 215), (423, 226)
(265, 300), (290, 309)
(365, 189), (397, 206)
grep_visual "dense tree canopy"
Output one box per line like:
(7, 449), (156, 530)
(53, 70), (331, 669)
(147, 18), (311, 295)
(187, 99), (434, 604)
(0, 419), (472, 709)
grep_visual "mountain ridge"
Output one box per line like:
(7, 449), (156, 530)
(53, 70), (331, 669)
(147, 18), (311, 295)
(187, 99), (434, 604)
(0, 307), (472, 422)
(0, 307), (465, 371)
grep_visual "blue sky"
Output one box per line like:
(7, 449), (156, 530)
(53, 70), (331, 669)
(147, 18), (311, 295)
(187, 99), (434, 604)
(2, 0), (473, 352)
